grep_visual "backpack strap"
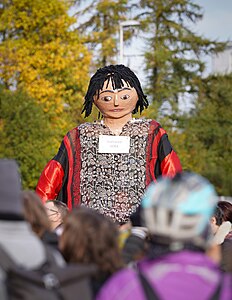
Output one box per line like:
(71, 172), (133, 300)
(209, 273), (224, 300)
(40, 244), (66, 270)
(137, 266), (224, 300)
(137, 269), (160, 300)
(0, 243), (64, 273)
(0, 245), (17, 271)
(43, 245), (59, 265)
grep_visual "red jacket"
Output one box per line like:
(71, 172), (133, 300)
(36, 120), (182, 211)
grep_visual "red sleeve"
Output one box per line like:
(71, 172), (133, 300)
(160, 150), (182, 178)
(36, 160), (64, 203)
(149, 124), (182, 182)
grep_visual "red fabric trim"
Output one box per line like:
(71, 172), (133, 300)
(68, 128), (81, 207)
(63, 134), (74, 210)
(146, 120), (160, 186)
(36, 160), (64, 203)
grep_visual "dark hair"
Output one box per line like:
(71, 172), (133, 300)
(147, 237), (205, 260)
(213, 205), (223, 226)
(60, 206), (123, 274)
(82, 64), (149, 117)
(218, 200), (232, 223)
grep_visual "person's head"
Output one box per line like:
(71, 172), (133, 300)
(141, 171), (218, 251)
(212, 201), (232, 246)
(82, 64), (149, 118)
(0, 159), (23, 220)
(45, 200), (68, 231)
(22, 190), (51, 238)
(217, 200), (232, 223)
(60, 206), (123, 274)
(210, 205), (223, 234)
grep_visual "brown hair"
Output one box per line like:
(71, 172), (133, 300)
(60, 206), (123, 274)
(218, 201), (232, 223)
(22, 190), (51, 238)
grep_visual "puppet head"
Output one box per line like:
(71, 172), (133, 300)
(82, 64), (149, 118)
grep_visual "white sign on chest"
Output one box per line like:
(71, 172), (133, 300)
(98, 135), (130, 153)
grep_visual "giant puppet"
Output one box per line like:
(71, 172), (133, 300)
(36, 64), (182, 224)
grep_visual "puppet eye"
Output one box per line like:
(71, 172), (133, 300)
(120, 94), (130, 100)
(101, 96), (112, 102)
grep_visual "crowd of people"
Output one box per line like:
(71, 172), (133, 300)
(0, 64), (231, 299)
(0, 159), (231, 299)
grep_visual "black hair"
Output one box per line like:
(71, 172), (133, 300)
(82, 64), (149, 117)
(213, 205), (223, 226)
(147, 235), (205, 260)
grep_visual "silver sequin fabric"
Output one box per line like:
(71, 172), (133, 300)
(78, 119), (151, 223)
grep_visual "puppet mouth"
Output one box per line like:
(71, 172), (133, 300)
(109, 109), (123, 112)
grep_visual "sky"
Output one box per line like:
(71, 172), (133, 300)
(194, 0), (232, 42)
(194, 0), (232, 73)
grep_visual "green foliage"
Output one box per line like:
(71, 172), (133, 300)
(174, 74), (232, 195)
(0, 86), (55, 189)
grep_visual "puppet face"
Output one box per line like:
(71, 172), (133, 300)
(94, 79), (138, 119)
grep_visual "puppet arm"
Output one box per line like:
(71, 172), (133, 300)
(150, 128), (182, 181)
(36, 140), (67, 202)
(36, 160), (64, 202)
(160, 147), (182, 177)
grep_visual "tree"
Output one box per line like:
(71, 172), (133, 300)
(136, 0), (225, 116)
(0, 0), (91, 134)
(0, 86), (54, 189)
(175, 74), (232, 196)
(71, 0), (131, 67)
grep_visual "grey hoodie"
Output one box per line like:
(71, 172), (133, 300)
(0, 159), (46, 299)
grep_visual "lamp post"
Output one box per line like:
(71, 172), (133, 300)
(119, 20), (140, 64)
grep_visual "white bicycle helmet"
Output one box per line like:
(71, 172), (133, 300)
(141, 172), (218, 244)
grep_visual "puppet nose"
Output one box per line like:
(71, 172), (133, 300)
(114, 93), (119, 106)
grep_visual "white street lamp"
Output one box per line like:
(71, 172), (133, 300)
(119, 20), (140, 64)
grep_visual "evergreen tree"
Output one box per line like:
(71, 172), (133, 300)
(71, 0), (130, 67)
(137, 0), (225, 116)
